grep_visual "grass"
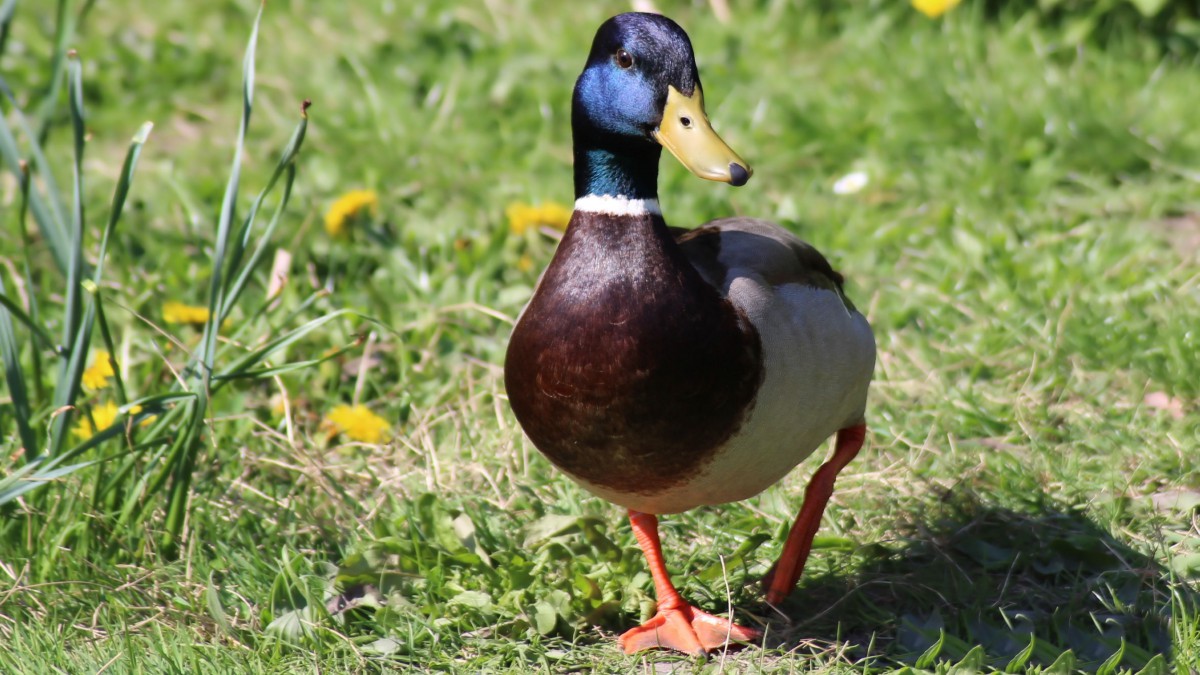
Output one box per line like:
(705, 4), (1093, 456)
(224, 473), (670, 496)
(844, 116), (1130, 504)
(1, 0), (1198, 672)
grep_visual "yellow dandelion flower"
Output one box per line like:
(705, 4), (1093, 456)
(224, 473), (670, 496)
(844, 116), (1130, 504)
(324, 404), (390, 444)
(506, 201), (572, 235)
(163, 301), (211, 325)
(127, 404), (158, 427)
(82, 350), (116, 390)
(72, 401), (120, 440)
(912, 0), (961, 18)
(325, 189), (379, 238)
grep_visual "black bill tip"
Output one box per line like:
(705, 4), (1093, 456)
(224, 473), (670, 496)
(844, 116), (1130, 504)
(729, 162), (750, 187)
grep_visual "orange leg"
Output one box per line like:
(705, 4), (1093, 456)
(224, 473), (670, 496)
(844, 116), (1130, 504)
(763, 424), (866, 605)
(618, 511), (762, 656)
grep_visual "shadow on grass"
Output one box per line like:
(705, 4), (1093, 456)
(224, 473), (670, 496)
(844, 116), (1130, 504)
(759, 487), (1189, 672)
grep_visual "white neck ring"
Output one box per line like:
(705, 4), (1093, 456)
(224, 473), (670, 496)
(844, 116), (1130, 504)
(574, 194), (662, 217)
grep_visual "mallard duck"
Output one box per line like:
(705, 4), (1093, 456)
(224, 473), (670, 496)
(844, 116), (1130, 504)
(505, 12), (875, 656)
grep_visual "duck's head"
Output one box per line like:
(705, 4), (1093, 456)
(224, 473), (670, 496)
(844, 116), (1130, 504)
(572, 13), (751, 197)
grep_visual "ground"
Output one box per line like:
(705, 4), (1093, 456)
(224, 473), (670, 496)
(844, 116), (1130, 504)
(0, 0), (1198, 672)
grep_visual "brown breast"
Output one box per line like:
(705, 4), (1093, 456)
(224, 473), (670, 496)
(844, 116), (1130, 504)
(504, 211), (763, 496)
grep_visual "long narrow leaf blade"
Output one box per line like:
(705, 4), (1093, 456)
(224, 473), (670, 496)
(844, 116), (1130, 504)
(59, 50), (85, 348)
(0, 161), (34, 455)
(44, 392), (196, 470)
(47, 300), (94, 458)
(34, 0), (73, 138)
(212, 309), (360, 385)
(0, 78), (71, 274)
(221, 106), (308, 321)
(201, 2), (263, 382)
(0, 459), (102, 506)
(0, 278), (36, 457)
(221, 100), (309, 318)
(163, 3), (264, 555)
(47, 50), (90, 457)
(0, 292), (59, 353)
(94, 121), (153, 283)
(0, 0), (16, 59)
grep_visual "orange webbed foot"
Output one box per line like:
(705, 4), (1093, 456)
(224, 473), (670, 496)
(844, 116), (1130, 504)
(618, 603), (762, 656)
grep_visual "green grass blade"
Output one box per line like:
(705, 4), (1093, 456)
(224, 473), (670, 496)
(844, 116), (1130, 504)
(0, 278), (37, 457)
(43, 394), (192, 473)
(113, 436), (174, 529)
(58, 49), (85, 348)
(221, 105), (307, 316)
(0, 75), (70, 222)
(91, 295), (126, 405)
(14, 161), (45, 403)
(34, 0), (73, 140)
(117, 392), (198, 412)
(210, 309), (367, 389)
(200, 1), (262, 381)
(1095, 638), (1126, 675)
(1, 410), (177, 505)
(0, 462), (41, 504)
(46, 300), (93, 459)
(46, 50), (89, 458)
(0, 78), (71, 274)
(219, 103), (309, 321)
(206, 571), (236, 639)
(0, 0), (16, 58)
(0, 396), (149, 506)
(219, 163), (296, 322)
(160, 399), (205, 550)
(0, 159), (36, 459)
(87, 122), (152, 408)
(0, 458), (98, 506)
(0, 292), (59, 354)
(94, 398), (191, 513)
(1005, 633), (1037, 673)
(211, 334), (360, 383)
(93, 121), (153, 284)
(161, 2), (264, 554)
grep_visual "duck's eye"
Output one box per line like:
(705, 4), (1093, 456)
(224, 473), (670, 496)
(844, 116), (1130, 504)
(680, 116), (692, 128)
(615, 48), (634, 69)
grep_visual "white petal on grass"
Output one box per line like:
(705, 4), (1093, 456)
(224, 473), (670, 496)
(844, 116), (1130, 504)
(832, 171), (869, 195)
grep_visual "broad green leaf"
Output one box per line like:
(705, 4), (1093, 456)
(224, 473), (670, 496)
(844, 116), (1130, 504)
(915, 628), (946, 669)
(522, 513), (585, 547)
(365, 637), (403, 655)
(1005, 633), (1036, 673)
(811, 534), (855, 550)
(534, 601), (557, 635)
(206, 573), (235, 638)
(949, 645), (985, 673)
(1095, 638), (1125, 675)
(1134, 653), (1168, 675)
(1044, 649), (1076, 675)
(265, 607), (315, 643)
(450, 590), (493, 610)
(1170, 552), (1200, 577)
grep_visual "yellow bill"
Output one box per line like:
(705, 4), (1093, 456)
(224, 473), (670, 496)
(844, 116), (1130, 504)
(652, 85), (752, 186)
